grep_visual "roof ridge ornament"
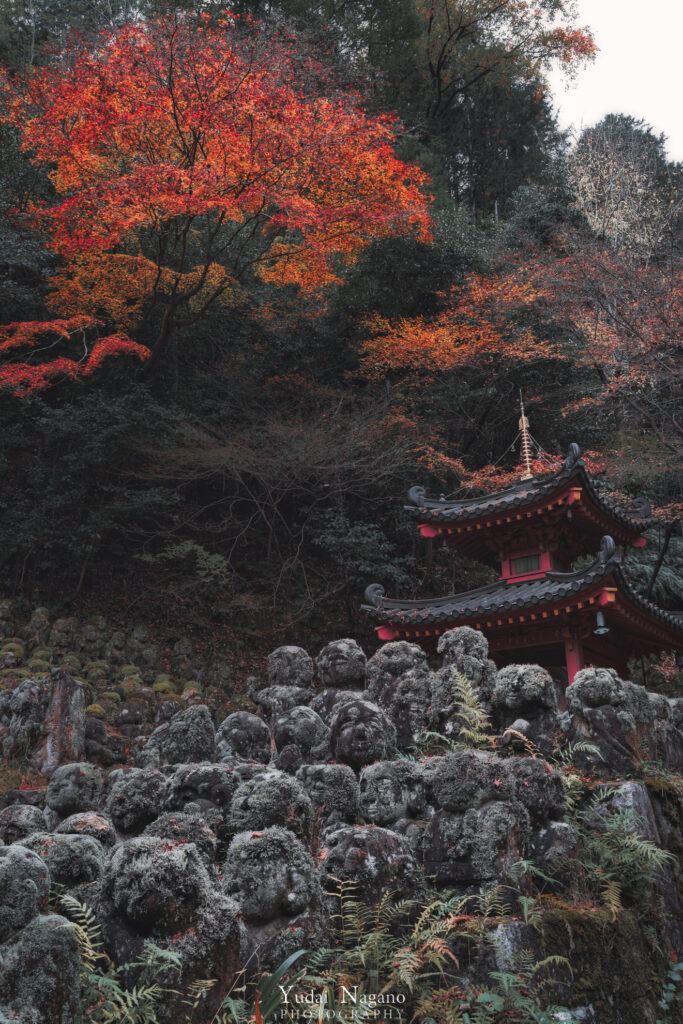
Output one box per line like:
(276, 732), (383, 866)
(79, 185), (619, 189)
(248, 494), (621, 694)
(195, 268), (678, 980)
(632, 496), (652, 518)
(363, 583), (385, 608)
(598, 535), (617, 565)
(518, 392), (534, 481)
(564, 442), (582, 469)
(407, 485), (426, 507)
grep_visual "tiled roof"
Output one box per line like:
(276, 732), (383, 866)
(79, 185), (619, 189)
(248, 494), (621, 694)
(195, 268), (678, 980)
(362, 536), (683, 636)
(405, 444), (655, 533)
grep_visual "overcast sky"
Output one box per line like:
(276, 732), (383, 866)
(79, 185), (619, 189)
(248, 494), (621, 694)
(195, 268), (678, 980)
(546, 0), (683, 161)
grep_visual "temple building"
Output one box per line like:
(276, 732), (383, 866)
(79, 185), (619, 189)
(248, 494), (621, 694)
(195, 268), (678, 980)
(362, 418), (683, 682)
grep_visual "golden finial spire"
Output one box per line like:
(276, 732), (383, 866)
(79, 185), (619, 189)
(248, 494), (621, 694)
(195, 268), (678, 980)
(518, 391), (534, 481)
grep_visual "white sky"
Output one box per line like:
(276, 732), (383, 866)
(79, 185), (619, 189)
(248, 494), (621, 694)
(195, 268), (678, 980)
(546, 0), (683, 161)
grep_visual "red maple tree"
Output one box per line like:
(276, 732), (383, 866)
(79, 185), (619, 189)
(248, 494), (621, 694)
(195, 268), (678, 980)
(0, 14), (431, 393)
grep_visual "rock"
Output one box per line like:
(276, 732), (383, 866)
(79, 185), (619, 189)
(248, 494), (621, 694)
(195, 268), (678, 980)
(274, 744), (303, 774)
(105, 767), (167, 833)
(0, 601), (15, 642)
(222, 827), (327, 970)
(669, 698), (683, 729)
(144, 812), (218, 867)
(170, 637), (200, 678)
(49, 618), (77, 655)
(255, 685), (314, 717)
(1, 787), (46, 808)
(76, 616), (108, 661)
(296, 764), (359, 827)
(165, 762), (238, 815)
(229, 770), (313, 841)
(198, 654), (233, 691)
(125, 625), (158, 672)
(367, 640), (429, 690)
(104, 630), (127, 666)
(320, 825), (422, 905)
(359, 761), (425, 826)
(366, 641), (431, 750)
(528, 821), (579, 879)
(0, 845), (50, 939)
(506, 756), (567, 823)
(137, 704), (215, 768)
(329, 698), (397, 770)
(273, 706), (330, 764)
(316, 639), (367, 690)
(492, 664), (561, 753)
(55, 811), (117, 848)
(164, 762), (239, 858)
(97, 837), (242, 1023)
(21, 832), (107, 891)
(45, 761), (103, 819)
(267, 646), (314, 688)
(594, 781), (661, 846)
(0, 913), (82, 1023)
(564, 668), (670, 774)
(215, 711), (271, 764)
(432, 627), (498, 712)
(430, 750), (517, 811)
(21, 607), (51, 649)
(0, 805), (46, 845)
(311, 688), (365, 724)
(0, 669), (86, 776)
(422, 801), (531, 886)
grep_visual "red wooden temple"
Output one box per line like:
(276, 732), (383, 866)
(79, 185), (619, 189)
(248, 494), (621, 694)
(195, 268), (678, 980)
(362, 440), (683, 682)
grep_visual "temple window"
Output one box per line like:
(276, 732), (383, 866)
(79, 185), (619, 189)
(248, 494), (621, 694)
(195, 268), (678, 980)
(512, 554), (540, 575)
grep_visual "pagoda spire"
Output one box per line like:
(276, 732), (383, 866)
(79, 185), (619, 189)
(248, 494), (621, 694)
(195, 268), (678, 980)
(518, 391), (534, 481)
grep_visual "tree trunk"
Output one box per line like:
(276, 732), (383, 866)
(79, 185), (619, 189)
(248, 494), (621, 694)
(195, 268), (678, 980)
(644, 520), (676, 600)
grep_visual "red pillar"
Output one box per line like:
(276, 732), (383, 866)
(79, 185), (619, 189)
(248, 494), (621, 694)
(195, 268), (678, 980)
(564, 637), (585, 683)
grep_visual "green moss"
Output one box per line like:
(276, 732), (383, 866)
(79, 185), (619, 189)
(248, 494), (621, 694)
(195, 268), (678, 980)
(152, 681), (176, 696)
(120, 676), (144, 696)
(153, 673), (181, 695)
(119, 663), (142, 678)
(26, 658), (51, 674)
(99, 690), (122, 704)
(59, 653), (82, 673)
(84, 660), (111, 683)
(0, 667), (31, 681)
(0, 641), (25, 662)
(539, 905), (665, 1023)
(32, 647), (53, 662)
(86, 703), (106, 719)
(181, 683), (202, 701)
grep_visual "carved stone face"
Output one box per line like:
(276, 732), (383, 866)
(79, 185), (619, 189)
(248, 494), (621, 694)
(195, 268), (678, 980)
(359, 762), (424, 825)
(229, 770), (313, 840)
(273, 707), (330, 763)
(105, 768), (167, 834)
(0, 804), (46, 845)
(267, 646), (314, 688)
(437, 627), (489, 664)
(493, 664), (556, 712)
(222, 828), (316, 922)
(45, 762), (103, 817)
(329, 699), (397, 770)
(317, 639), (367, 690)
(0, 845), (50, 941)
(103, 838), (207, 937)
(165, 763), (238, 814)
(367, 642), (428, 689)
(296, 763), (359, 824)
(215, 712), (270, 764)
(319, 825), (421, 906)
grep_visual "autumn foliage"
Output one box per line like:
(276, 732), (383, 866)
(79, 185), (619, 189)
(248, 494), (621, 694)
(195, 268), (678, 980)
(0, 13), (431, 391)
(359, 271), (561, 380)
